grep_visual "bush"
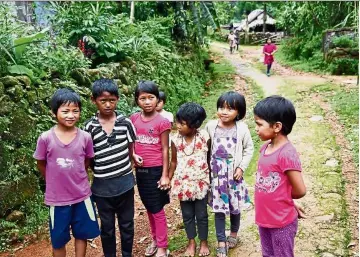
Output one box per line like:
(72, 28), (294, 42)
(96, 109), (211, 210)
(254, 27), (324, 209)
(332, 35), (358, 49)
(327, 58), (358, 75)
(281, 37), (303, 60)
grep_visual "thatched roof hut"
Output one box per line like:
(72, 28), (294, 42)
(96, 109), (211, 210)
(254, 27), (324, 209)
(234, 9), (276, 32)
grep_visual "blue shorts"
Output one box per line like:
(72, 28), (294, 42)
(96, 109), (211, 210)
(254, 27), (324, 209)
(49, 197), (100, 249)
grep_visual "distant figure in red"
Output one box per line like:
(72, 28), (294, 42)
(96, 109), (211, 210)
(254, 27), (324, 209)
(263, 38), (277, 77)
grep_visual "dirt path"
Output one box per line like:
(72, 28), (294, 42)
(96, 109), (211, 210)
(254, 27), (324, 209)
(210, 43), (358, 257)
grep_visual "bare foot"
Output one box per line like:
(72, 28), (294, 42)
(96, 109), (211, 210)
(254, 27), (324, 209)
(183, 239), (196, 257)
(199, 240), (210, 256)
(156, 247), (168, 257)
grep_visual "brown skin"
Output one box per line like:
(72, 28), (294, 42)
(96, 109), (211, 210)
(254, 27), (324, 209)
(91, 92), (139, 165)
(254, 115), (307, 217)
(37, 103), (89, 257)
(169, 120), (210, 256)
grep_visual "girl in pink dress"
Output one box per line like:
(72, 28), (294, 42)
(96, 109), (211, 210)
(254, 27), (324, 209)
(263, 38), (277, 77)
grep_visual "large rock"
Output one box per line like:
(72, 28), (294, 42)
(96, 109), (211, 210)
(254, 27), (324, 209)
(6, 210), (25, 222)
(70, 69), (91, 87)
(0, 76), (20, 88)
(6, 84), (24, 102)
(16, 76), (31, 89)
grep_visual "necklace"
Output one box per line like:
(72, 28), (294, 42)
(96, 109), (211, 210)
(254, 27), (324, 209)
(181, 133), (197, 156)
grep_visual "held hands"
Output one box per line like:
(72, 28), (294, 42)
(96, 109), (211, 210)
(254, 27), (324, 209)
(234, 167), (243, 181)
(294, 203), (306, 219)
(133, 154), (143, 166)
(157, 175), (170, 191)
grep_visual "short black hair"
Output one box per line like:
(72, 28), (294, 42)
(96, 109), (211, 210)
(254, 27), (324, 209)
(176, 102), (207, 129)
(134, 80), (159, 103)
(50, 88), (81, 115)
(217, 91), (246, 121)
(159, 91), (166, 104)
(92, 78), (119, 99)
(253, 95), (296, 135)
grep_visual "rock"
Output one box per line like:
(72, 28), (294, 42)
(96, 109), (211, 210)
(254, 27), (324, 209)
(6, 210), (25, 222)
(120, 61), (130, 68)
(347, 241), (357, 248)
(323, 193), (342, 200)
(125, 56), (135, 65)
(26, 91), (37, 104)
(310, 115), (324, 122)
(314, 213), (334, 223)
(0, 82), (4, 95)
(325, 158), (339, 167)
(70, 69), (89, 87)
(0, 76), (20, 88)
(0, 95), (14, 115)
(6, 84), (24, 102)
(131, 64), (137, 73)
(320, 253), (336, 257)
(16, 76), (31, 89)
(118, 71), (129, 85)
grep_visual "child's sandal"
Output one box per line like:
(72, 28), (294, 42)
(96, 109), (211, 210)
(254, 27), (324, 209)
(145, 243), (158, 257)
(227, 236), (238, 249)
(216, 246), (228, 257)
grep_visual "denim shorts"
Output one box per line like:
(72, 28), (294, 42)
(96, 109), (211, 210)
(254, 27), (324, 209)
(49, 197), (100, 249)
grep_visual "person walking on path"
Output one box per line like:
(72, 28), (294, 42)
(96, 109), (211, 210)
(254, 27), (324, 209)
(263, 38), (277, 77)
(228, 31), (237, 54)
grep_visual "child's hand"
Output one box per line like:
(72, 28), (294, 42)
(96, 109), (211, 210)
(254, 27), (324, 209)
(294, 203), (306, 219)
(133, 154), (143, 166)
(234, 167), (243, 181)
(157, 176), (170, 190)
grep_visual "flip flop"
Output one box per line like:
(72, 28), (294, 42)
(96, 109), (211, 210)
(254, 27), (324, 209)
(216, 246), (228, 257)
(145, 243), (158, 257)
(156, 249), (170, 257)
(227, 236), (238, 249)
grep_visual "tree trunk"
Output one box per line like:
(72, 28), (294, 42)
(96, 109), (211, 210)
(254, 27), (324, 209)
(190, 2), (203, 45)
(263, 2), (267, 33)
(130, 1), (135, 23)
(245, 15), (249, 44)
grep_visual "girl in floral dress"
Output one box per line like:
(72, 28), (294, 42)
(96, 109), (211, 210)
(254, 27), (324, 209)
(169, 103), (210, 257)
(205, 92), (254, 257)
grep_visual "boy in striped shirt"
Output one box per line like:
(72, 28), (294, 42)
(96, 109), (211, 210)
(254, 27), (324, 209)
(84, 79), (140, 257)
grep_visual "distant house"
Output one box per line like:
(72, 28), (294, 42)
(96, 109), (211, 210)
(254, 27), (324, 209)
(222, 9), (277, 33)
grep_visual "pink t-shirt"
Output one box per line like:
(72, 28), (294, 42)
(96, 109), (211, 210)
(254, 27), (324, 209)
(33, 128), (94, 206)
(255, 141), (302, 228)
(130, 112), (171, 167)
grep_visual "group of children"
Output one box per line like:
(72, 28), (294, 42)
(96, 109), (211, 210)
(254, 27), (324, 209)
(34, 78), (306, 257)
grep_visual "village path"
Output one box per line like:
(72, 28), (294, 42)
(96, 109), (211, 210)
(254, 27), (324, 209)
(210, 42), (358, 257)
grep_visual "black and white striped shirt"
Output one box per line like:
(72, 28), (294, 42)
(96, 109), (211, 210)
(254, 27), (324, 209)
(84, 111), (136, 179)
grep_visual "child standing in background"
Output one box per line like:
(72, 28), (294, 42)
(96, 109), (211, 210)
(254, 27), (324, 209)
(205, 91), (254, 257)
(254, 96), (306, 257)
(130, 81), (171, 257)
(263, 38), (277, 77)
(169, 102), (210, 257)
(156, 91), (174, 124)
(34, 88), (100, 257)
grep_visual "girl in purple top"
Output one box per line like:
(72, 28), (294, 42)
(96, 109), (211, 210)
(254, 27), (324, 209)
(33, 88), (100, 257)
(263, 38), (277, 77)
(130, 81), (171, 257)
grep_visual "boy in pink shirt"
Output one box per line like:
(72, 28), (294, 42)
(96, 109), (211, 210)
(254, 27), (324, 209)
(254, 96), (306, 257)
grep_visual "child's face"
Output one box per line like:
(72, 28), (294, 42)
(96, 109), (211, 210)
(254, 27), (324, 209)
(156, 100), (164, 112)
(55, 102), (80, 128)
(217, 103), (239, 124)
(255, 115), (277, 141)
(92, 91), (119, 116)
(137, 92), (158, 113)
(176, 120), (194, 136)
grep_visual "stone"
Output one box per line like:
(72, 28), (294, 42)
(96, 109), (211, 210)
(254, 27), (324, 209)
(131, 64), (137, 73)
(0, 76), (20, 88)
(0, 82), (4, 95)
(314, 213), (334, 223)
(325, 158), (339, 167)
(16, 76), (31, 89)
(6, 84), (24, 102)
(118, 71), (129, 85)
(321, 253), (336, 257)
(6, 210), (25, 222)
(310, 115), (324, 122)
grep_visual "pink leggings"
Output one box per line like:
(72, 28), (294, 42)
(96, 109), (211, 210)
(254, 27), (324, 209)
(147, 209), (168, 248)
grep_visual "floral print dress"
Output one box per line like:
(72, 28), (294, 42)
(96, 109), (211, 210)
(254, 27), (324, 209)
(171, 130), (210, 201)
(209, 126), (250, 215)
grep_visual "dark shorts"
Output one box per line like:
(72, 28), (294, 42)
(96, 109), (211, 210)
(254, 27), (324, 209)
(49, 197), (100, 249)
(136, 166), (170, 214)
